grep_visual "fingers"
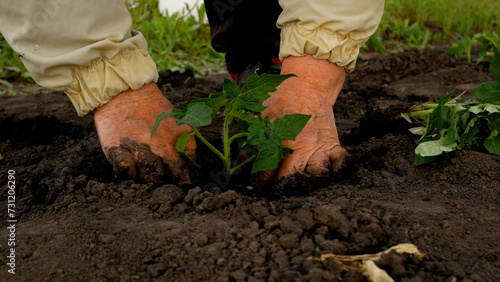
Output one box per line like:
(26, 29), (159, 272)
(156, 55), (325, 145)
(105, 137), (194, 185)
(329, 146), (349, 173)
(253, 145), (349, 188)
(304, 149), (331, 177)
(106, 147), (138, 180)
(106, 145), (166, 184)
(135, 149), (165, 184)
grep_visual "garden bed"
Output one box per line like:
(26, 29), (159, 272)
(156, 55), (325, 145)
(0, 47), (499, 281)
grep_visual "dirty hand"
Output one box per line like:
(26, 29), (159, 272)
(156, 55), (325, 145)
(252, 55), (349, 187)
(94, 82), (196, 185)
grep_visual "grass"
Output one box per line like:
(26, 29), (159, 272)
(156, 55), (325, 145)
(127, 0), (225, 76)
(366, 0), (500, 52)
(1, 0), (499, 94)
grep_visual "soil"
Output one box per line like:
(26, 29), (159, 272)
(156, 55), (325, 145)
(1, 47), (499, 281)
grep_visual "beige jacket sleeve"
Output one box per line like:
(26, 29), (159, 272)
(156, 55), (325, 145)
(277, 0), (385, 72)
(0, 0), (158, 116)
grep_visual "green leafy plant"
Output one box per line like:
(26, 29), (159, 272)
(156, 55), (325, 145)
(152, 73), (311, 175)
(402, 45), (500, 165)
(445, 32), (500, 63)
(127, 0), (224, 76)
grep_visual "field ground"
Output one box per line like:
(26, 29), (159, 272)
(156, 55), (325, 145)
(1, 47), (499, 281)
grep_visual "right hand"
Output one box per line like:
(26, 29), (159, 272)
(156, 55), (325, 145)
(93, 82), (196, 185)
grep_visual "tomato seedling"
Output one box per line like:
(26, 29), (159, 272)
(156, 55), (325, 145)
(403, 44), (500, 165)
(152, 73), (311, 175)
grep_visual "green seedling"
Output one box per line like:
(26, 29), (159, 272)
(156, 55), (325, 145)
(402, 45), (500, 165)
(445, 32), (500, 63)
(152, 73), (311, 175)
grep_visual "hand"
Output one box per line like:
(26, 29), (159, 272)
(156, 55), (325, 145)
(93, 82), (196, 185)
(252, 55), (349, 188)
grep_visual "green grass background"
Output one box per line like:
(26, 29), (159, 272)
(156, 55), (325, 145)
(1, 0), (499, 94)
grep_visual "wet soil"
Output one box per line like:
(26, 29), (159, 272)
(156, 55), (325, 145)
(1, 47), (499, 281)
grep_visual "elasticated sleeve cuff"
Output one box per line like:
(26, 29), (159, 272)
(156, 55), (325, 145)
(277, 0), (385, 72)
(64, 48), (158, 117)
(279, 24), (364, 72)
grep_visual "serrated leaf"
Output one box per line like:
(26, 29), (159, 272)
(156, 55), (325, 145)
(415, 139), (457, 157)
(197, 92), (228, 116)
(472, 81), (500, 103)
(270, 114), (311, 142)
(177, 102), (212, 127)
(280, 145), (294, 156)
(225, 101), (255, 122)
(247, 117), (270, 146)
(222, 78), (239, 98)
(484, 131), (500, 155)
(251, 142), (282, 173)
(151, 109), (186, 137)
(242, 73), (295, 101)
(175, 131), (200, 168)
(240, 95), (268, 112)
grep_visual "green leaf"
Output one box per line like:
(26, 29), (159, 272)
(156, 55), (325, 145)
(489, 45), (500, 80)
(240, 95), (268, 112)
(484, 104), (500, 114)
(270, 114), (311, 142)
(151, 109), (186, 137)
(242, 73), (295, 101)
(177, 102), (212, 127)
(247, 117), (271, 146)
(438, 90), (456, 105)
(401, 113), (412, 123)
(430, 105), (451, 129)
(472, 82), (500, 103)
(222, 78), (239, 98)
(175, 131), (200, 168)
(197, 92), (228, 116)
(415, 139), (457, 157)
(483, 130), (500, 155)
(487, 113), (500, 131)
(225, 101), (255, 122)
(442, 114), (460, 144)
(409, 126), (426, 135)
(251, 142), (282, 173)
(414, 154), (439, 165)
(445, 36), (476, 63)
(459, 121), (480, 146)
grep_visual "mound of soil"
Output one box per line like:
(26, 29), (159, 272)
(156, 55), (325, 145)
(1, 48), (499, 281)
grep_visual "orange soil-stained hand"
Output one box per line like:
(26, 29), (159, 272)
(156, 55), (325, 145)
(252, 55), (349, 188)
(94, 82), (196, 185)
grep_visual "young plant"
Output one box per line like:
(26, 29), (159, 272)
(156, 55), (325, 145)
(402, 45), (500, 165)
(445, 32), (500, 63)
(152, 73), (311, 175)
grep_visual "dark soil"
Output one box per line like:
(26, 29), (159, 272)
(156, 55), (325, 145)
(1, 47), (499, 281)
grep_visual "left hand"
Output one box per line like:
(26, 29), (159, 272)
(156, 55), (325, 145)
(252, 55), (349, 188)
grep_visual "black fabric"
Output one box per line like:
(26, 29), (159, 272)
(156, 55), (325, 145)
(204, 0), (282, 73)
